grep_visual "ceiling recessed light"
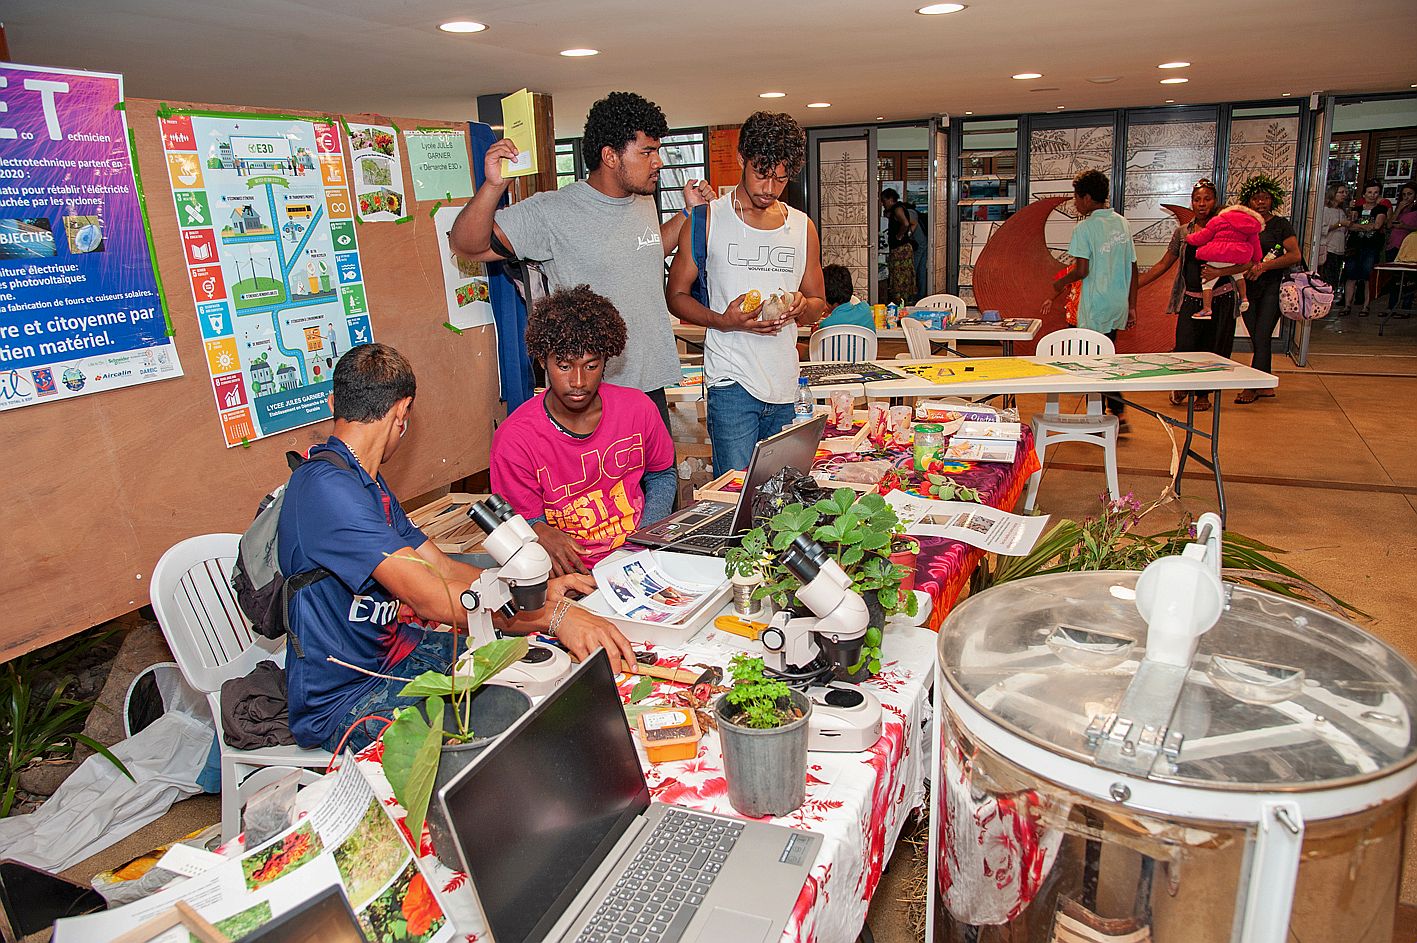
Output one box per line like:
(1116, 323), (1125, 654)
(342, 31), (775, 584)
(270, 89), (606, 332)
(1281, 91), (1291, 96)
(439, 20), (487, 33)
(1160, 77), (1189, 85)
(964, 111), (973, 115)
(1087, 76), (1121, 84)
(559, 48), (598, 57)
(807, 102), (831, 108)
(1056, 105), (1066, 109)
(875, 116), (885, 121)
(1159, 61), (1190, 69)
(1164, 99), (1176, 104)
(916, 2), (967, 12)
(1012, 72), (1043, 80)
(759, 91), (786, 99)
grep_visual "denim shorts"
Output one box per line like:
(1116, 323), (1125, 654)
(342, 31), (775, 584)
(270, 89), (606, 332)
(322, 630), (458, 754)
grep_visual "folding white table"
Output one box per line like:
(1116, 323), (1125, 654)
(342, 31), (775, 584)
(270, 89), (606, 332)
(824, 353), (1276, 522)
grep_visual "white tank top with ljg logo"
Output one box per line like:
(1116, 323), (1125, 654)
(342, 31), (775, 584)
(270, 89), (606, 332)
(704, 193), (809, 404)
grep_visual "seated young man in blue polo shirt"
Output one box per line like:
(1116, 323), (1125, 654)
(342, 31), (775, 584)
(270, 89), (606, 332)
(278, 342), (635, 752)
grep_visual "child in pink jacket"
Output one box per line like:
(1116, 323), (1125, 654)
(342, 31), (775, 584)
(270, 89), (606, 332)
(1186, 204), (1265, 319)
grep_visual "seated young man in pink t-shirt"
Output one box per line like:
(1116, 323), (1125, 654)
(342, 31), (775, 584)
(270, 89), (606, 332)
(491, 285), (678, 577)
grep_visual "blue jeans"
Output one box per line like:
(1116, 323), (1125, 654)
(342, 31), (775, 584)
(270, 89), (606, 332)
(321, 630), (458, 754)
(707, 382), (796, 478)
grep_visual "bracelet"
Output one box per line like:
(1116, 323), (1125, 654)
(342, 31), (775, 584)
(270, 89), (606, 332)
(547, 598), (573, 637)
(681, 205), (692, 219)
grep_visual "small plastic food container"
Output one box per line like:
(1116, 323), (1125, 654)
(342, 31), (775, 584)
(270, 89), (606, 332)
(637, 707), (703, 763)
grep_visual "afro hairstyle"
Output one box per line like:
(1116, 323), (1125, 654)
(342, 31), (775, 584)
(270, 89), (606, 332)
(581, 91), (669, 172)
(738, 111), (807, 178)
(525, 284), (627, 363)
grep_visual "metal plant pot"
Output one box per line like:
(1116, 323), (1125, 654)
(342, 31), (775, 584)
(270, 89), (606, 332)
(426, 682), (533, 861)
(715, 689), (813, 818)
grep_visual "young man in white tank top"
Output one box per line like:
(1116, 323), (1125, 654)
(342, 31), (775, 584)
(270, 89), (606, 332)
(667, 112), (826, 477)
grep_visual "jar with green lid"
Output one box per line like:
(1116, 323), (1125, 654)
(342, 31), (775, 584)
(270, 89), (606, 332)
(913, 423), (944, 472)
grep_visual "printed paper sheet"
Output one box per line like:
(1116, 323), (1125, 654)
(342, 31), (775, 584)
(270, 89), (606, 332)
(884, 491), (1049, 556)
(347, 122), (408, 222)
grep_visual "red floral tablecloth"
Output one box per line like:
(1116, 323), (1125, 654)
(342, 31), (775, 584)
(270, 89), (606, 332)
(352, 619), (938, 943)
(814, 429), (1040, 630)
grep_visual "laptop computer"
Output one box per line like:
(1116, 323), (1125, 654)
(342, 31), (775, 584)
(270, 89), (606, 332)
(630, 415), (826, 555)
(436, 651), (822, 943)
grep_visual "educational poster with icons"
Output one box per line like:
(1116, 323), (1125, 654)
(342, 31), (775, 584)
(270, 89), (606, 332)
(346, 122), (407, 222)
(0, 63), (182, 414)
(159, 112), (374, 447)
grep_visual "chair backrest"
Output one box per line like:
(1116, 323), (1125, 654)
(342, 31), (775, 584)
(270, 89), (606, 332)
(1035, 327), (1116, 358)
(915, 293), (967, 317)
(809, 324), (878, 363)
(899, 315), (935, 359)
(150, 533), (281, 696)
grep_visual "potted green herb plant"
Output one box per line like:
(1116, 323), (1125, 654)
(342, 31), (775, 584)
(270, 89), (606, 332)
(727, 488), (918, 681)
(380, 635), (530, 857)
(724, 527), (771, 618)
(716, 654), (812, 817)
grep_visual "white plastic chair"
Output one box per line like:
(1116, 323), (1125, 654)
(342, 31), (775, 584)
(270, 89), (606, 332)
(150, 534), (331, 842)
(915, 293), (968, 317)
(809, 324), (878, 363)
(1023, 328), (1120, 511)
(897, 315), (936, 360)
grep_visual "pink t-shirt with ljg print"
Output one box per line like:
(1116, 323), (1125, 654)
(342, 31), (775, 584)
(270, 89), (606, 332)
(490, 384), (675, 565)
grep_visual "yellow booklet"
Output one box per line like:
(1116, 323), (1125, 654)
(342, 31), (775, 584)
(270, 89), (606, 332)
(900, 358), (1066, 384)
(500, 88), (538, 178)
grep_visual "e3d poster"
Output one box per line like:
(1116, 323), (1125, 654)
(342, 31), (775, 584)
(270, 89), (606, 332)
(160, 111), (374, 446)
(0, 63), (181, 413)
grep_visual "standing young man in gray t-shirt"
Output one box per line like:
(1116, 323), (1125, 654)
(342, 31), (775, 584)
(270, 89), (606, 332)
(449, 91), (713, 432)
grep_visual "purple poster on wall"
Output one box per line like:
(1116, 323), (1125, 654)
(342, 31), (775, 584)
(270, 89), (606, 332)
(0, 63), (181, 412)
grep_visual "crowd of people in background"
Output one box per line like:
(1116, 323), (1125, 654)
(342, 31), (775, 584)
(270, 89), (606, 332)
(1320, 178), (1417, 317)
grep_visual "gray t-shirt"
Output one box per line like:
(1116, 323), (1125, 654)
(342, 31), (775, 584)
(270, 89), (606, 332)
(495, 181), (681, 392)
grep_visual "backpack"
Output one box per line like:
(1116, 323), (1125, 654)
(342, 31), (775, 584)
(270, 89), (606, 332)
(1279, 270), (1335, 321)
(690, 203), (711, 307)
(231, 449), (352, 646)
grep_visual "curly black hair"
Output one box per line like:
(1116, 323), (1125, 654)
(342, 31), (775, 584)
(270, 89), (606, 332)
(581, 91), (669, 172)
(738, 111), (806, 177)
(1072, 169), (1109, 204)
(823, 264), (854, 305)
(525, 284), (627, 363)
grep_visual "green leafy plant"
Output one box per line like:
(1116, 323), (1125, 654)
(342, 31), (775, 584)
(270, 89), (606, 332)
(922, 474), (981, 503)
(723, 655), (795, 729)
(972, 492), (1365, 617)
(847, 626), (884, 676)
(1, 630), (132, 817)
(728, 489), (919, 623)
(381, 636), (528, 840)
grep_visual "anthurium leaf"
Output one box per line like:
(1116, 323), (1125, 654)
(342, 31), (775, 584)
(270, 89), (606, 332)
(381, 696), (445, 841)
(397, 670), (457, 700)
(466, 637), (530, 687)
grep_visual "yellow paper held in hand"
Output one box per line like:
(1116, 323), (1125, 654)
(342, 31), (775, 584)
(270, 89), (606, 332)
(500, 88), (538, 178)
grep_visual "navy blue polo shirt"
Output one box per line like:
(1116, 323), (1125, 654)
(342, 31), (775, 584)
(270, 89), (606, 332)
(278, 436), (428, 748)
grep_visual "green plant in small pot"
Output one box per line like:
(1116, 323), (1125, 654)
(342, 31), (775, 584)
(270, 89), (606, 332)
(380, 635), (530, 857)
(716, 654), (813, 817)
(728, 488), (918, 682)
(724, 527), (771, 618)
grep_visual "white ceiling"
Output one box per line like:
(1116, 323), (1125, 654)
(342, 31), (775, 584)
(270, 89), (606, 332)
(6, 0), (1417, 139)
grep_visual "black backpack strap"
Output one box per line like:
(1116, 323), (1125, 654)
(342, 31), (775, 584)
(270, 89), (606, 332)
(280, 447), (355, 655)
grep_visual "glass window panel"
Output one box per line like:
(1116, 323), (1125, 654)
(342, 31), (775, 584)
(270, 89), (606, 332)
(1125, 119), (1217, 268)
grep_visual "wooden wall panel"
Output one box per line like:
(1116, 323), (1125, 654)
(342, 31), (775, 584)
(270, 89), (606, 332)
(0, 97), (501, 661)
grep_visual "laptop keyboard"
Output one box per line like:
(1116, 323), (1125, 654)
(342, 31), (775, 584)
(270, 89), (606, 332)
(575, 808), (744, 943)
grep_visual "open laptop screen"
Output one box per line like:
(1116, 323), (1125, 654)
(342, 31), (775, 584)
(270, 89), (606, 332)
(438, 652), (650, 943)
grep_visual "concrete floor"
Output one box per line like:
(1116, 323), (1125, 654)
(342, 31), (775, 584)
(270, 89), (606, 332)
(48, 339), (1417, 943)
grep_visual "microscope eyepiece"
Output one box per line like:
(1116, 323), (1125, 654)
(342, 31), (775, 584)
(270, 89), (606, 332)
(468, 494), (517, 535)
(782, 534), (830, 584)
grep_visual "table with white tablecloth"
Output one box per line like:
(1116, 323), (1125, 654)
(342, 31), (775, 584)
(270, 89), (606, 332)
(351, 617), (938, 943)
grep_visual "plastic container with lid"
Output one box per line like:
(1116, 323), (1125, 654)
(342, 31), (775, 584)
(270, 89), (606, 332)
(928, 562), (1417, 943)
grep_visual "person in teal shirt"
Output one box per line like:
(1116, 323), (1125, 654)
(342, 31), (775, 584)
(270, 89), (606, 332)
(818, 264), (877, 330)
(1046, 169), (1137, 420)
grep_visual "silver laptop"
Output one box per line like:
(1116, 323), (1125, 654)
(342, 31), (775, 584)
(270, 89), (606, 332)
(630, 415), (826, 555)
(436, 650), (822, 943)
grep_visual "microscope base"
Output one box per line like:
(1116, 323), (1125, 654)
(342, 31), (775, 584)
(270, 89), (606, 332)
(456, 639), (571, 697)
(805, 683), (883, 753)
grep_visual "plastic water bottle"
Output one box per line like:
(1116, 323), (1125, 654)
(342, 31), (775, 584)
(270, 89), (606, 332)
(793, 376), (814, 423)
(885, 301), (899, 328)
